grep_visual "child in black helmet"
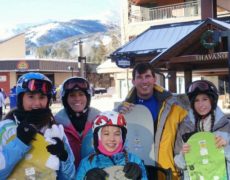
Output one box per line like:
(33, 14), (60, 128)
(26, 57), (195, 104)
(55, 77), (100, 168)
(174, 80), (230, 179)
(76, 110), (148, 180)
(0, 72), (75, 180)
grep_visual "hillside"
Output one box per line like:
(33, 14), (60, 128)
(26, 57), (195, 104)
(24, 19), (121, 63)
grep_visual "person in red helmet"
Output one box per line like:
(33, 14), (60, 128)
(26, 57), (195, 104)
(174, 80), (230, 179)
(76, 110), (148, 180)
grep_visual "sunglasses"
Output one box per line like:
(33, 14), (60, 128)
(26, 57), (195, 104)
(63, 78), (89, 91)
(22, 79), (52, 95)
(187, 80), (217, 94)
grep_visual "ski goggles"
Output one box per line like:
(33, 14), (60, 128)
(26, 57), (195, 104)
(63, 78), (89, 91)
(187, 80), (216, 94)
(22, 79), (52, 95)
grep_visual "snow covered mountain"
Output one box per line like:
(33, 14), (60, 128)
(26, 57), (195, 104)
(0, 19), (120, 60)
(25, 19), (109, 47)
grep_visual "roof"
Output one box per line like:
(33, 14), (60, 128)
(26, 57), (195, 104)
(111, 20), (201, 59)
(0, 59), (79, 72)
(0, 33), (25, 44)
(150, 18), (230, 65)
(96, 59), (127, 73)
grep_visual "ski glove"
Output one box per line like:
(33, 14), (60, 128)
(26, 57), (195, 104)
(123, 162), (142, 180)
(84, 168), (108, 180)
(17, 122), (37, 145)
(182, 131), (196, 142)
(46, 137), (68, 161)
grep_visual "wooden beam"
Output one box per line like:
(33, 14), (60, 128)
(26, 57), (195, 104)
(184, 71), (192, 90)
(168, 71), (177, 93)
(170, 52), (228, 64)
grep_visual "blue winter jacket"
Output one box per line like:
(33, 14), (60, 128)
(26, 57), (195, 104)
(76, 152), (148, 180)
(0, 119), (76, 180)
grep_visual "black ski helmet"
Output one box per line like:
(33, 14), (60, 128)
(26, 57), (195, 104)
(60, 77), (91, 111)
(186, 80), (218, 109)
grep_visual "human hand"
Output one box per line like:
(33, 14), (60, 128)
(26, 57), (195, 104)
(46, 137), (68, 161)
(215, 135), (227, 149)
(85, 168), (108, 180)
(119, 102), (135, 114)
(44, 124), (64, 142)
(123, 162), (142, 180)
(17, 122), (37, 145)
(181, 143), (190, 154)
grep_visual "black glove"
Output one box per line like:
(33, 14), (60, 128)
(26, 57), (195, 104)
(182, 131), (196, 142)
(17, 122), (37, 145)
(85, 168), (108, 180)
(123, 162), (142, 180)
(46, 137), (68, 161)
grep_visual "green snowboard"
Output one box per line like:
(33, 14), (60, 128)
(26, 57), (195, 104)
(184, 132), (227, 180)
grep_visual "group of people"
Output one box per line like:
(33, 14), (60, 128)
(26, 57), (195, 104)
(0, 62), (229, 180)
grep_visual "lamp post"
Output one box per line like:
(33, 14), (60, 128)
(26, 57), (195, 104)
(68, 66), (74, 77)
(78, 56), (86, 78)
(78, 39), (87, 78)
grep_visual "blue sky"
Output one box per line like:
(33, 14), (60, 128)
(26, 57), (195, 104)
(0, 0), (121, 28)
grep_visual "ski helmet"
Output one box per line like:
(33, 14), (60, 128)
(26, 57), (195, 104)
(60, 77), (91, 110)
(16, 72), (53, 109)
(92, 111), (127, 153)
(186, 80), (218, 109)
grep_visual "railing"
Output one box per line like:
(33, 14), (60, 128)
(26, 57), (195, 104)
(129, 0), (200, 23)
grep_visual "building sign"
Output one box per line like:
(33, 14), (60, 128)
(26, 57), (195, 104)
(17, 61), (29, 70)
(195, 52), (228, 61)
(0, 75), (7, 82)
(115, 56), (133, 68)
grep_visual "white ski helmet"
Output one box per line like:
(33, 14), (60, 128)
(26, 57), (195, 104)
(92, 111), (127, 152)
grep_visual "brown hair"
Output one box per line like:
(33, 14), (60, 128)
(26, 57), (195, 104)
(132, 62), (155, 79)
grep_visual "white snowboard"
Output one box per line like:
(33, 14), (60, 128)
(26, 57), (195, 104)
(124, 104), (155, 166)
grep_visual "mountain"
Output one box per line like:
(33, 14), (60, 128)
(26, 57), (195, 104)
(25, 19), (109, 47)
(22, 19), (121, 62)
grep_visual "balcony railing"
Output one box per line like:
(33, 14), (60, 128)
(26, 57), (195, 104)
(129, 1), (200, 23)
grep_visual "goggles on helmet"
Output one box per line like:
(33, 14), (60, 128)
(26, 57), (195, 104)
(63, 78), (89, 91)
(93, 111), (127, 132)
(22, 79), (52, 95)
(187, 80), (217, 94)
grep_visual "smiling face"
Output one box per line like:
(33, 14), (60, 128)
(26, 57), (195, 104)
(194, 94), (212, 116)
(23, 92), (48, 111)
(132, 69), (156, 99)
(67, 90), (87, 112)
(100, 126), (122, 152)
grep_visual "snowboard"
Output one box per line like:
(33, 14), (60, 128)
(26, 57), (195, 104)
(184, 132), (227, 180)
(8, 133), (56, 180)
(124, 104), (155, 166)
(81, 129), (95, 159)
(104, 166), (130, 180)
